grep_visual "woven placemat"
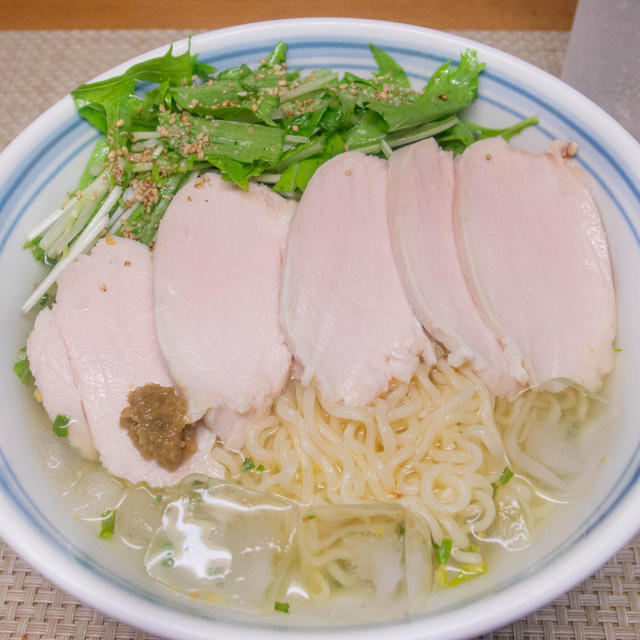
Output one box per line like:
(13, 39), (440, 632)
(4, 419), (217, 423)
(2, 29), (638, 640)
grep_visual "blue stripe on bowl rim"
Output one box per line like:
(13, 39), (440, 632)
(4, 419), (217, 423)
(1, 31), (639, 635)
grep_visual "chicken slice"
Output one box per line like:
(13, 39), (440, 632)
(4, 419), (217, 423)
(48, 237), (218, 487)
(281, 151), (434, 406)
(27, 308), (96, 460)
(388, 139), (523, 397)
(153, 173), (295, 450)
(454, 137), (616, 391)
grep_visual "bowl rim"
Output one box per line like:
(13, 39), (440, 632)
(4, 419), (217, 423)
(1, 16), (640, 640)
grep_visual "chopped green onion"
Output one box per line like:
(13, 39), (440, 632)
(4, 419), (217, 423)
(13, 348), (33, 386)
(242, 458), (255, 472)
(99, 509), (117, 539)
(256, 463), (265, 472)
(434, 564), (448, 587)
(303, 514), (316, 521)
(434, 538), (452, 565)
(274, 601), (290, 613)
(492, 466), (514, 495)
(155, 495), (163, 503)
(435, 559), (487, 587)
(52, 414), (70, 437)
(614, 348), (623, 352)
(39, 293), (49, 307)
(447, 561), (487, 586)
(161, 553), (175, 567)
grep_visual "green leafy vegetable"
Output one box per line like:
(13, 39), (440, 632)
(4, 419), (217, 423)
(274, 157), (322, 193)
(123, 173), (188, 244)
(22, 40), (538, 307)
(434, 538), (453, 565)
(161, 113), (285, 165)
(264, 41), (287, 67)
(437, 115), (539, 155)
(466, 115), (540, 143)
(242, 458), (255, 472)
(435, 121), (476, 155)
(52, 414), (70, 437)
(367, 50), (484, 131)
(344, 110), (388, 150)
(274, 601), (290, 613)
(13, 348), (34, 386)
(273, 133), (346, 193)
(99, 509), (117, 538)
(71, 43), (212, 137)
(369, 43), (410, 89)
(78, 138), (110, 189)
(23, 236), (53, 266)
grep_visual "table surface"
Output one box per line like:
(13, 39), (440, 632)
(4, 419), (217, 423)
(0, 0), (578, 31)
(1, 28), (639, 640)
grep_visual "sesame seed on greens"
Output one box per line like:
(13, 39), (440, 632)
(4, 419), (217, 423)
(21, 40), (537, 313)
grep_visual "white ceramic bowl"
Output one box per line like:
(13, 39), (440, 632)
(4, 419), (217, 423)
(1, 18), (640, 640)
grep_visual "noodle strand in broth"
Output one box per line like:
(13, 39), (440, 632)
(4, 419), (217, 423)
(212, 359), (515, 551)
(209, 356), (598, 569)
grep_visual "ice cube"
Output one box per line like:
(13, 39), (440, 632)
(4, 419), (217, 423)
(290, 503), (416, 619)
(116, 486), (165, 549)
(486, 485), (532, 551)
(405, 515), (432, 612)
(62, 468), (126, 520)
(145, 476), (298, 611)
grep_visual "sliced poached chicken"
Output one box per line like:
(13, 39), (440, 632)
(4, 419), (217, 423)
(281, 151), (434, 406)
(28, 238), (218, 487)
(153, 173), (295, 449)
(454, 137), (616, 391)
(27, 308), (96, 460)
(387, 138), (523, 397)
